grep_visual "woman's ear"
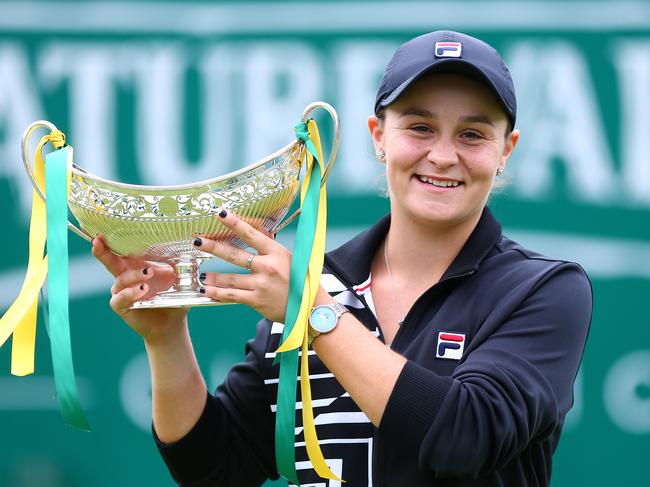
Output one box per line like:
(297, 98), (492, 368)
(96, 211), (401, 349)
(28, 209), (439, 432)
(500, 128), (520, 169)
(368, 115), (385, 162)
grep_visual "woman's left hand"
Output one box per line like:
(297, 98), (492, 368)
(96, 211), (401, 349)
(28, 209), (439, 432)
(194, 209), (292, 323)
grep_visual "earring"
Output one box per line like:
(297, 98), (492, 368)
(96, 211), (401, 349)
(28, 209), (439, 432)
(378, 150), (386, 161)
(496, 167), (504, 176)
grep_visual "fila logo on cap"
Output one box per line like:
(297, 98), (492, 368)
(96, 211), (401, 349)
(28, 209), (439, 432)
(434, 41), (462, 58)
(436, 332), (466, 360)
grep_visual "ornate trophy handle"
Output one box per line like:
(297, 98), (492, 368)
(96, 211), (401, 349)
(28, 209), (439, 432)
(301, 101), (340, 187)
(270, 101), (340, 235)
(21, 120), (94, 243)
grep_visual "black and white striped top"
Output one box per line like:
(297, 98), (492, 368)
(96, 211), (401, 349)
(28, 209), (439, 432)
(156, 209), (592, 487)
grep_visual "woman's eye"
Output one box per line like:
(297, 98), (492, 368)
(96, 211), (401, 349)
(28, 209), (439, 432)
(462, 131), (482, 140)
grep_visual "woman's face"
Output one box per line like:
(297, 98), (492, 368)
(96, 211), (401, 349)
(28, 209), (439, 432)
(369, 73), (519, 230)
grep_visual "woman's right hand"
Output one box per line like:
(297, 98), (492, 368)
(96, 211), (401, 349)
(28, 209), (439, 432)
(91, 235), (189, 345)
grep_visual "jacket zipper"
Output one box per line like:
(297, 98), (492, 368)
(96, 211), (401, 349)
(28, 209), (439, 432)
(372, 427), (381, 487)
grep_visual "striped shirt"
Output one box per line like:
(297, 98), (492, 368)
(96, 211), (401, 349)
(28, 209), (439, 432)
(155, 208), (592, 487)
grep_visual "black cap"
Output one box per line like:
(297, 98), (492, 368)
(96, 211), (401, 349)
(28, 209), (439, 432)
(375, 30), (517, 127)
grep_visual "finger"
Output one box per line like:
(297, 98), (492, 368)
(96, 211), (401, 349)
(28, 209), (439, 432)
(215, 209), (275, 254)
(92, 235), (123, 277)
(111, 266), (154, 295)
(193, 237), (256, 270)
(200, 284), (255, 306)
(259, 228), (277, 240)
(110, 282), (149, 315)
(92, 235), (146, 277)
(200, 272), (256, 291)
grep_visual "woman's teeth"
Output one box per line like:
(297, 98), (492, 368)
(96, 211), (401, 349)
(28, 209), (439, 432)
(417, 175), (460, 187)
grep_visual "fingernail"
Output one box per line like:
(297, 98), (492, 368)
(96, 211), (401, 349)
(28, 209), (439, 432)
(194, 237), (203, 246)
(143, 267), (149, 275)
(199, 287), (206, 294)
(139, 284), (144, 290)
(218, 209), (227, 218)
(199, 272), (206, 281)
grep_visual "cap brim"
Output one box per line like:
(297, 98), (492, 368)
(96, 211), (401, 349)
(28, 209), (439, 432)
(377, 59), (513, 125)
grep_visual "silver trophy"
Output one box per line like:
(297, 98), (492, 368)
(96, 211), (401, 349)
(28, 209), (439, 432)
(21, 102), (340, 309)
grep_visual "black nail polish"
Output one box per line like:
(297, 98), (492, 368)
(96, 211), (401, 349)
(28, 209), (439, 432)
(194, 237), (203, 246)
(139, 284), (144, 290)
(143, 267), (149, 275)
(199, 287), (206, 294)
(218, 209), (227, 218)
(199, 272), (206, 281)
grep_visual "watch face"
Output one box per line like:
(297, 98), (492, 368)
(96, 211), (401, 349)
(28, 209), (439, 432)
(309, 306), (338, 333)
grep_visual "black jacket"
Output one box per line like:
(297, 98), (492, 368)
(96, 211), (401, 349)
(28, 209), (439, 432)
(155, 208), (593, 486)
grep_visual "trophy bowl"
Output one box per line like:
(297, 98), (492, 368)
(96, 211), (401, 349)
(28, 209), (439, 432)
(21, 102), (340, 309)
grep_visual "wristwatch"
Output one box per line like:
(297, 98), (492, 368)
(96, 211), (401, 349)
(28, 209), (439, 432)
(308, 302), (349, 347)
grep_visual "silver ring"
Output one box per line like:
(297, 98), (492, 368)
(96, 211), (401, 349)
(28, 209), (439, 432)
(246, 253), (256, 271)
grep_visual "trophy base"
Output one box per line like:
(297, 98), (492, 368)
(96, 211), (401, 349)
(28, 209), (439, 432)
(130, 290), (227, 310)
(129, 257), (229, 310)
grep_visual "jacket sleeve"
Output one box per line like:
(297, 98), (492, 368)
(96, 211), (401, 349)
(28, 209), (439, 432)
(153, 319), (279, 486)
(377, 262), (592, 478)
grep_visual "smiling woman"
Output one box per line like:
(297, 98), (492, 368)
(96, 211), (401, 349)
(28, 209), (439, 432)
(93, 30), (592, 487)
(369, 73), (518, 236)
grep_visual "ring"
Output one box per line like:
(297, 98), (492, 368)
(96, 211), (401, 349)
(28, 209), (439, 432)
(246, 252), (256, 271)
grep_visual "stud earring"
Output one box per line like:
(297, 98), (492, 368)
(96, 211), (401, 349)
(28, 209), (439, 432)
(378, 150), (386, 160)
(496, 167), (504, 176)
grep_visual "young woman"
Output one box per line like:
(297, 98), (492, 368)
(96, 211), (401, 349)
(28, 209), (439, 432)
(93, 31), (592, 486)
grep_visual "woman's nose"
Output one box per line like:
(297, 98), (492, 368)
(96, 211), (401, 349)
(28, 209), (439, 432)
(427, 138), (459, 168)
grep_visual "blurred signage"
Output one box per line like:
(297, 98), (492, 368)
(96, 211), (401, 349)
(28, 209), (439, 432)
(0, 2), (648, 486)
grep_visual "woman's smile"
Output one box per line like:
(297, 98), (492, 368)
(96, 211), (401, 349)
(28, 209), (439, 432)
(413, 174), (464, 192)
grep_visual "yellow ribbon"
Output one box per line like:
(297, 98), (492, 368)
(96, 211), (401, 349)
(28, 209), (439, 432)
(0, 129), (65, 376)
(276, 120), (342, 481)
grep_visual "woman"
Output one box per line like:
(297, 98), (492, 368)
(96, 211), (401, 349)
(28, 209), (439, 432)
(93, 31), (592, 486)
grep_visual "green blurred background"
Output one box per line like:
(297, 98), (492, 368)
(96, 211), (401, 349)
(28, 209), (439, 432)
(1, 0), (649, 485)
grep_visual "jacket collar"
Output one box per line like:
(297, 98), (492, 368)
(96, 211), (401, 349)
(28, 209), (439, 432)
(325, 207), (502, 287)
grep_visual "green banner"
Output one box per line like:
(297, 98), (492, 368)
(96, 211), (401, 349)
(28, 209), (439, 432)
(0, 1), (648, 486)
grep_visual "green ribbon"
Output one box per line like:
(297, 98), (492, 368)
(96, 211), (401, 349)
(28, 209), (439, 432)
(45, 146), (90, 431)
(274, 120), (322, 484)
